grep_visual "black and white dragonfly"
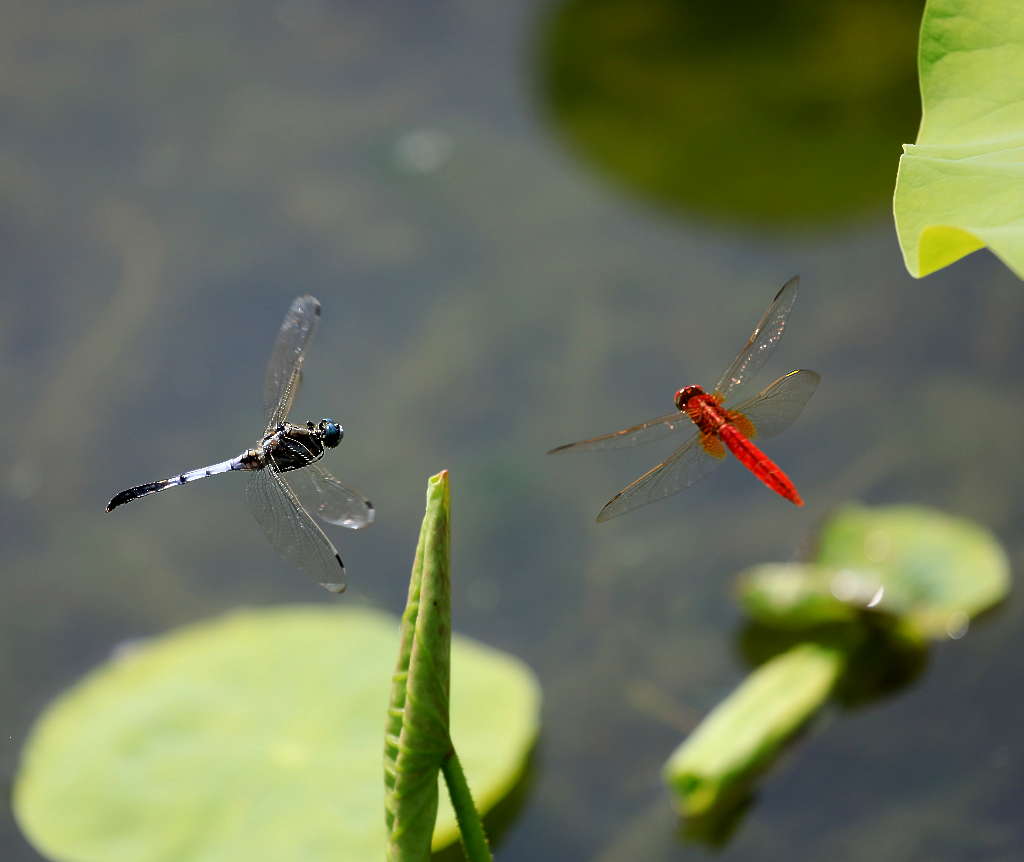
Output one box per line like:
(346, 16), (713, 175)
(106, 295), (374, 593)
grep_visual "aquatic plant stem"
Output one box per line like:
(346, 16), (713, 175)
(441, 748), (492, 861)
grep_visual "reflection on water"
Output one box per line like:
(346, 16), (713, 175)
(679, 793), (753, 848)
(540, 0), (923, 225)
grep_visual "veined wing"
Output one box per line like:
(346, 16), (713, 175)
(595, 432), (723, 522)
(245, 467), (346, 593)
(284, 460), (375, 529)
(731, 369), (820, 439)
(263, 295), (321, 435)
(713, 276), (799, 402)
(547, 411), (692, 454)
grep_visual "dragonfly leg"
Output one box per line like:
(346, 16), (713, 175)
(700, 433), (726, 459)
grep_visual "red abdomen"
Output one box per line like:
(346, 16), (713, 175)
(717, 424), (803, 506)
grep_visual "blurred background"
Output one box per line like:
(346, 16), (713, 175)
(3, 1), (1023, 859)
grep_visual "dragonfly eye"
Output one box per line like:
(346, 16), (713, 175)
(674, 385), (702, 410)
(320, 419), (343, 448)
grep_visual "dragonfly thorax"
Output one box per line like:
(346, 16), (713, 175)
(674, 385), (706, 411)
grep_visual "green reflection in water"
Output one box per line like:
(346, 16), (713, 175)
(539, 0), (923, 226)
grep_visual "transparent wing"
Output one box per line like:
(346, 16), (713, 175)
(713, 276), (799, 402)
(595, 433), (723, 522)
(283, 460), (375, 529)
(547, 410), (692, 454)
(263, 295), (321, 434)
(731, 369), (820, 439)
(245, 467), (346, 593)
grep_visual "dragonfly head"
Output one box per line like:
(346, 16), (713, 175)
(318, 419), (343, 448)
(674, 385), (704, 411)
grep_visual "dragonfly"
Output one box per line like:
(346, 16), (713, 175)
(548, 276), (819, 521)
(106, 295), (374, 593)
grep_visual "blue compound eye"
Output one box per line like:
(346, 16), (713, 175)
(321, 420), (343, 448)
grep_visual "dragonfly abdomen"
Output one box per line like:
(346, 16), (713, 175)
(717, 424), (803, 506)
(105, 454), (253, 512)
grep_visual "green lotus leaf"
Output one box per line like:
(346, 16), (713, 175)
(663, 643), (846, 817)
(15, 605), (540, 862)
(894, 0), (1024, 278)
(815, 504), (1010, 639)
(736, 563), (878, 629)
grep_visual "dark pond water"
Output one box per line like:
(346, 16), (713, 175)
(3, 2), (1023, 860)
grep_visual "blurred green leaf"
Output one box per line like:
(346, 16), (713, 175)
(671, 503), (1009, 822)
(894, 0), (1024, 278)
(737, 563), (870, 629)
(816, 504), (1009, 639)
(15, 603), (539, 862)
(663, 643), (846, 817)
(738, 505), (1009, 639)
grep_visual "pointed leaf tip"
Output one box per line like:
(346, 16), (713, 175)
(385, 471), (454, 860)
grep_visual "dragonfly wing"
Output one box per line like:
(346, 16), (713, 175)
(596, 433), (723, 522)
(263, 295), (321, 434)
(713, 276), (799, 402)
(732, 369), (820, 439)
(284, 460), (375, 529)
(245, 467), (347, 593)
(548, 410), (692, 454)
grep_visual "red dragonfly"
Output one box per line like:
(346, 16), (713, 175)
(548, 276), (819, 521)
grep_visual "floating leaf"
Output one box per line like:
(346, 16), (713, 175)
(671, 503), (1009, 822)
(893, 0), (1024, 278)
(15, 605), (540, 862)
(816, 504), (1009, 639)
(737, 563), (875, 629)
(663, 643), (846, 817)
(738, 506), (1009, 639)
